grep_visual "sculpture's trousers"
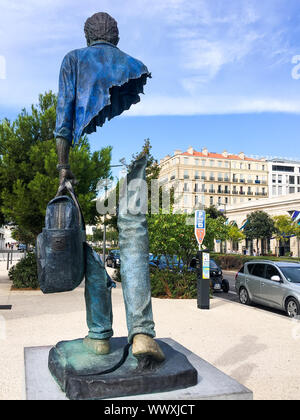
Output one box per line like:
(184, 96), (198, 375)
(85, 156), (156, 343)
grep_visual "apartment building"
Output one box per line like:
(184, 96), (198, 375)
(159, 147), (269, 213)
(268, 158), (300, 198)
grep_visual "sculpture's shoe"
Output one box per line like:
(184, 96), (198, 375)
(83, 337), (110, 355)
(132, 334), (165, 364)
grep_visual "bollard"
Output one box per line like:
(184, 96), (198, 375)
(197, 250), (210, 310)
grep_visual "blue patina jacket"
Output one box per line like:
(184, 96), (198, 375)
(54, 41), (151, 145)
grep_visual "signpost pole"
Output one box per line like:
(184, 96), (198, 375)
(195, 210), (210, 310)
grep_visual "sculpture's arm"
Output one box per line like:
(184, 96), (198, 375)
(54, 53), (77, 190)
(56, 137), (76, 187)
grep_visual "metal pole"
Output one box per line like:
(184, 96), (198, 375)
(102, 186), (108, 267)
(6, 252), (9, 270)
(103, 216), (106, 267)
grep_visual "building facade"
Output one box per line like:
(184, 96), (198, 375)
(224, 193), (300, 258)
(159, 147), (269, 213)
(268, 158), (300, 198)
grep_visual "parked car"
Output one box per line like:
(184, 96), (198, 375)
(17, 244), (26, 252)
(106, 250), (120, 268)
(154, 255), (184, 271)
(235, 260), (300, 318)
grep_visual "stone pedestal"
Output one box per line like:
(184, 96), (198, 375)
(48, 337), (197, 400)
(24, 338), (253, 400)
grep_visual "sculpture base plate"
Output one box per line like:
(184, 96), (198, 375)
(24, 338), (253, 400)
(48, 337), (198, 400)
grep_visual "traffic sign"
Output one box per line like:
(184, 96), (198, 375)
(195, 210), (206, 248)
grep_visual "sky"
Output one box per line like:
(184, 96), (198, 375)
(0, 0), (300, 174)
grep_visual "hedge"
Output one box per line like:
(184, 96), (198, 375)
(211, 253), (300, 271)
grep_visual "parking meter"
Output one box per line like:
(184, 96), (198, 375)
(197, 250), (210, 310)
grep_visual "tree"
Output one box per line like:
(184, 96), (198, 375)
(205, 205), (226, 220)
(147, 212), (198, 270)
(227, 224), (245, 244)
(243, 211), (275, 255)
(105, 138), (163, 232)
(0, 91), (112, 240)
(273, 215), (297, 257)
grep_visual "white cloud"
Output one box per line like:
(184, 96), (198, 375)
(125, 94), (300, 116)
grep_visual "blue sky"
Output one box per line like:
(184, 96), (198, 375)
(0, 0), (300, 173)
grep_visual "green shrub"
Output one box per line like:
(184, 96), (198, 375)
(211, 253), (300, 271)
(150, 269), (197, 299)
(9, 252), (39, 289)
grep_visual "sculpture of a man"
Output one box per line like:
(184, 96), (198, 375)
(54, 12), (164, 363)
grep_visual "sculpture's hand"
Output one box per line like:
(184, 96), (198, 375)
(57, 167), (78, 196)
(56, 137), (78, 196)
(59, 167), (76, 186)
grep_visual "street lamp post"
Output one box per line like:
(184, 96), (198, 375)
(101, 163), (124, 266)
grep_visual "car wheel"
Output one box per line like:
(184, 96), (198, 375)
(286, 298), (300, 318)
(222, 279), (230, 294)
(239, 287), (251, 305)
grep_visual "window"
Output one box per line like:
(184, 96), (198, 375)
(272, 165), (294, 172)
(272, 186), (276, 196)
(195, 195), (199, 205)
(195, 159), (199, 166)
(272, 174), (276, 183)
(278, 175), (282, 184)
(210, 196), (214, 205)
(210, 160), (214, 167)
(195, 170), (200, 179)
(194, 183), (199, 192)
(247, 263), (255, 274)
(184, 158), (189, 165)
(289, 176), (295, 184)
(265, 265), (281, 281)
(278, 186), (283, 195)
(184, 183), (189, 192)
(252, 264), (266, 278)
(218, 161), (222, 167)
(184, 170), (189, 179)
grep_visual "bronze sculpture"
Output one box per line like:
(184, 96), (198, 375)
(54, 12), (165, 364)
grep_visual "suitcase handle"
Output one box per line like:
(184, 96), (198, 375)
(56, 181), (86, 230)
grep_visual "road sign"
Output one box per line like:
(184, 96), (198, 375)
(195, 210), (206, 248)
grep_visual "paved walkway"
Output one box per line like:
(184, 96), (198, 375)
(0, 261), (299, 400)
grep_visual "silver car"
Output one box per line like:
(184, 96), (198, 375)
(235, 261), (300, 318)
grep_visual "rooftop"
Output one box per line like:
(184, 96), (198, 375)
(160, 147), (265, 164)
